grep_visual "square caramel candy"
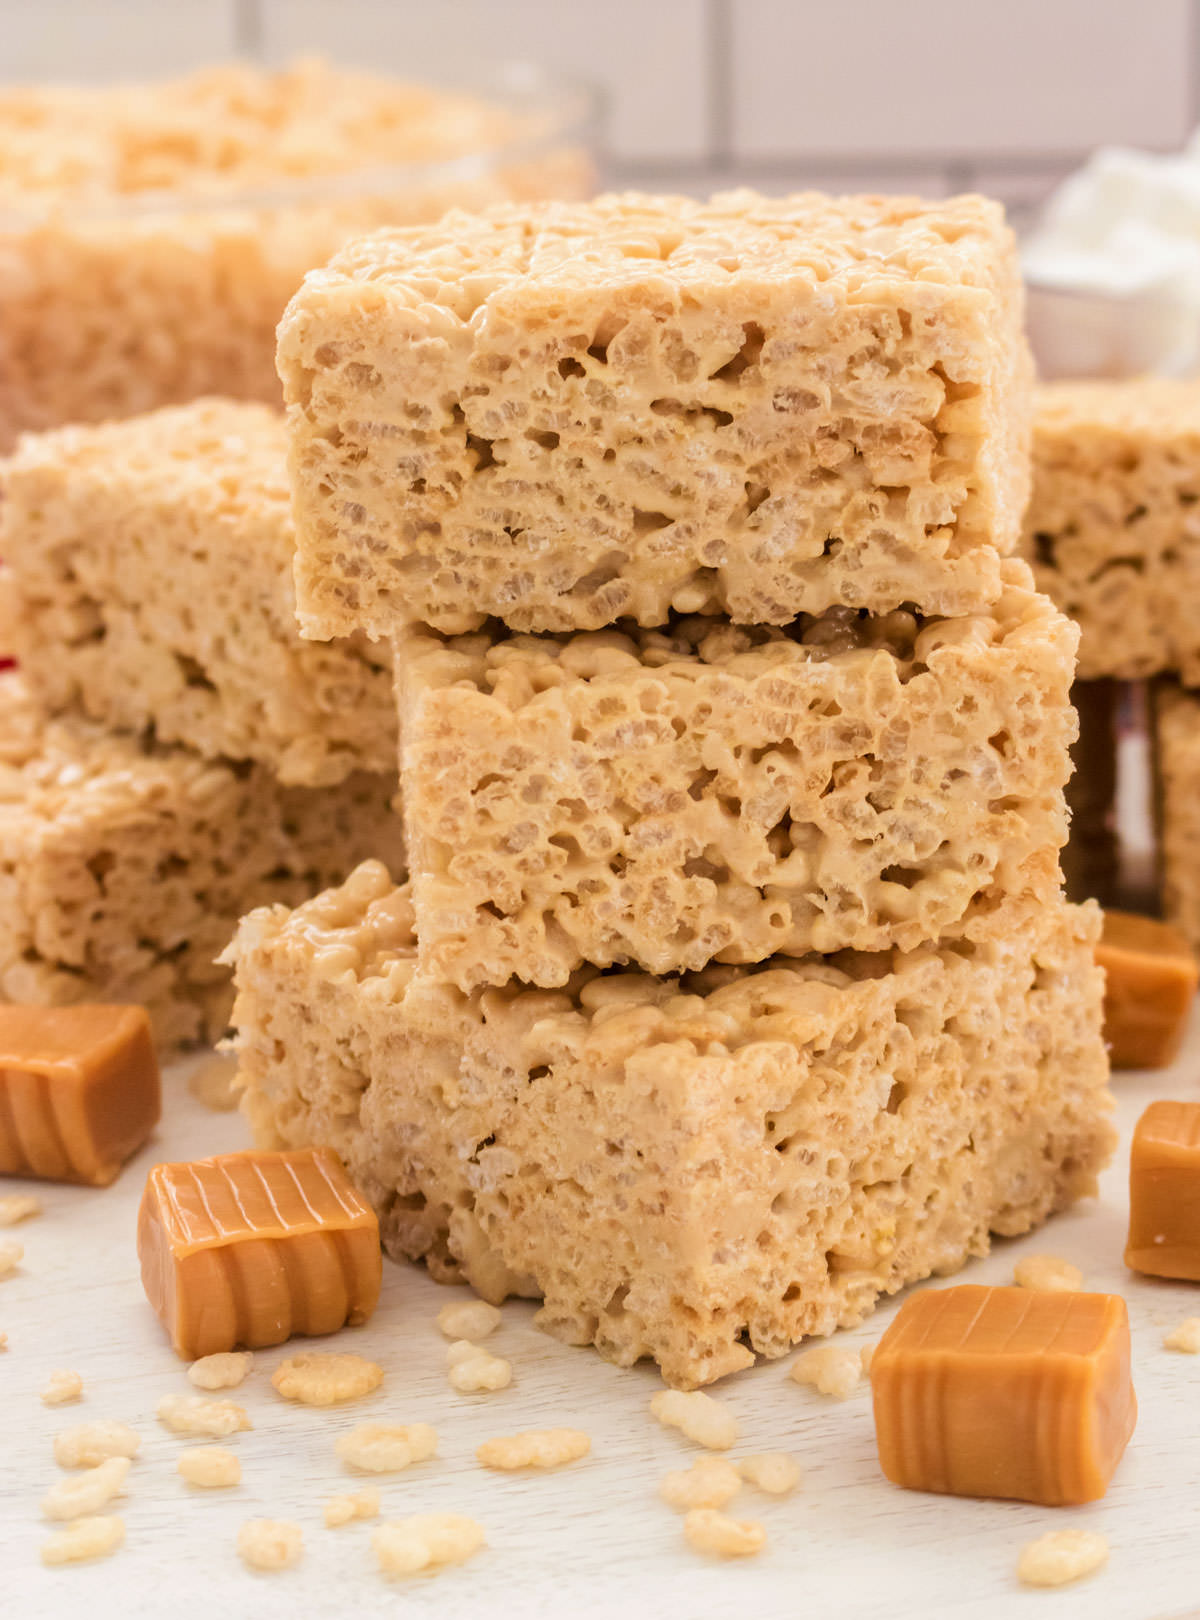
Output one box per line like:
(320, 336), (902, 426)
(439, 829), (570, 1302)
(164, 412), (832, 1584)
(1096, 910), (1197, 1070)
(137, 1147), (382, 1359)
(1126, 1100), (1200, 1280)
(871, 1284), (1136, 1505)
(0, 1004), (160, 1186)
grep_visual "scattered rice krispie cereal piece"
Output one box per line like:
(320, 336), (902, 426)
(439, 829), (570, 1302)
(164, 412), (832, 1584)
(41, 1369), (83, 1406)
(178, 1447), (242, 1488)
(271, 1351), (383, 1406)
(324, 1488), (381, 1527)
(54, 1420), (140, 1468)
(1014, 1255), (1083, 1293)
(0, 1193), (41, 1225)
(335, 1423), (439, 1474)
(187, 1054), (242, 1112)
(0, 1331), (7, 1350)
(237, 1519), (303, 1573)
(0, 1240), (23, 1277)
(1017, 1529), (1109, 1588)
(789, 1344), (863, 1399)
(1165, 1318), (1200, 1354)
(447, 1340), (512, 1394)
(738, 1453), (801, 1496)
(372, 1513), (486, 1576)
(41, 1515), (124, 1566)
(188, 1351), (254, 1390)
(436, 1299), (502, 1341)
(860, 1344), (876, 1374)
(683, 1508), (766, 1560)
(156, 1394), (250, 1437)
(476, 1429), (591, 1471)
(659, 1456), (742, 1511)
(650, 1389), (738, 1451)
(41, 1457), (130, 1521)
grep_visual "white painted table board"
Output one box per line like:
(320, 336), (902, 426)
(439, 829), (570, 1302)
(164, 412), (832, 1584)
(4, 1025), (1200, 1620)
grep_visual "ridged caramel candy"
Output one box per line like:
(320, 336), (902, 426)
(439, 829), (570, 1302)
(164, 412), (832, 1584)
(137, 1148), (381, 1359)
(1126, 1100), (1200, 1280)
(870, 1284), (1136, 1505)
(1096, 910), (1197, 1069)
(0, 1004), (160, 1186)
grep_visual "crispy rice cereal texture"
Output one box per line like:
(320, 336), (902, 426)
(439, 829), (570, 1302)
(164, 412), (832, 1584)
(277, 189), (1032, 639)
(398, 561), (1074, 989)
(0, 401), (395, 787)
(0, 675), (404, 1054)
(1153, 686), (1200, 953)
(229, 862), (1113, 1389)
(0, 61), (590, 450)
(1024, 379), (1200, 681)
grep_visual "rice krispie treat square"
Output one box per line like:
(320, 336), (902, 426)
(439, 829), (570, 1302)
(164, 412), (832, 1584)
(277, 189), (1031, 638)
(229, 862), (1113, 1390)
(0, 400), (395, 788)
(0, 676), (404, 1053)
(1025, 378), (1200, 681)
(1154, 685), (1200, 952)
(397, 562), (1075, 989)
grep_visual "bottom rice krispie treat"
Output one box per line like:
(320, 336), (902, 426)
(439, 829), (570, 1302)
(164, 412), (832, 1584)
(0, 677), (404, 1051)
(229, 862), (1114, 1389)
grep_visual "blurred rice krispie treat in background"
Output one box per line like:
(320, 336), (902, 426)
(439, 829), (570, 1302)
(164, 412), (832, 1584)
(0, 399), (395, 787)
(0, 58), (592, 449)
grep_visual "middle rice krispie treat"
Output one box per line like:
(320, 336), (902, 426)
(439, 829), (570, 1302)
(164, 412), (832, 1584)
(398, 562), (1075, 989)
(229, 863), (1113, 1390)
(277, 189), (1031, 639)
(0, 399), (395, 787)
(0, 676), (404, 1052)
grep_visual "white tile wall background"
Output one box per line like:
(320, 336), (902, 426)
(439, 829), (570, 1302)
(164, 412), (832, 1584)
(3, 0), (1200, 219)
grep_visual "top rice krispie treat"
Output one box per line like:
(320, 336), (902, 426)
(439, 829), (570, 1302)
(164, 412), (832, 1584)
(1024, 378), (1200, 681)
(278, 189), (1031, 637)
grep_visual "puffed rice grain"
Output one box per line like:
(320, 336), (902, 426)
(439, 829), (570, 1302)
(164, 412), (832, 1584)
(41, 1369), (83, 1406)
(325, 1488), (381, 1527)
(738, 1453), (801, 1496)
(1013, 1255), (1083, 1293)
(683, 1508), (766, 1559)
(0, 1193), (40, 1225)
(1017, 1530), (1109, 1588)
(446, 1340), (511, 1393)
(41, 1458), (130, 1521)
(0, 1240), (23, 1277)
(650, 1389), (738, 1451)
(187, 1055), (241, 1112)
(335, 1423), (438, 1473)
(178, 1447), (242, 1488)
(789, 1345), (863, 1399)
(476, 1429), (591, 1471)
(372, 1513), (485, 1576)
(659, 1456), (742, 1511)
(1165, 1318), (1200, 1353)
(271, 1352), (383, 1406)
(188, 1351), (254, 1390)
(237, 1519), (303, 1572)
(436, 1299), (502, 1341)
(156, 1394), (250, 1437)
(41, 1515), (124, 1566)
(54, 1420), (140, 1468)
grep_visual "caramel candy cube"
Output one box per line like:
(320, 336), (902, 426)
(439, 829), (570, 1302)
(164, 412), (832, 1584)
(137, 1147), (381, 1359)
(1096, 910), (1197, 1070)
(0, 1004), (160, 1186)
(1126, 1100), (1200, 1280)
(871, 1284), (1136, 1505)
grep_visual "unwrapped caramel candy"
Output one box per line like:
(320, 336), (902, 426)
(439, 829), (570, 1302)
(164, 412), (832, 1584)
(1097, 910), (1197, 1069)
(0, 1004), (160, 1186)
(138, 1147), (381, 1359)
(871, 1284), (1136, 1505)
(1126, 1099), (1200, 1280)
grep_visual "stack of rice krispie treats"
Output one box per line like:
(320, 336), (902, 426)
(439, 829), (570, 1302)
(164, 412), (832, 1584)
(1024, 379), (1200, 935)
(0, 399), (403, 1050)
(231, 192), (1113, 1388)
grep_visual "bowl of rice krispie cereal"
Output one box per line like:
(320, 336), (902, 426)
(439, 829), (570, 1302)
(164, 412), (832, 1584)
(0, 58), (594, 448)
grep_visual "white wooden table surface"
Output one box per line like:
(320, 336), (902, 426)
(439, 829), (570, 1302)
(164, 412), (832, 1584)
(5, 1021), (1200, 1620)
